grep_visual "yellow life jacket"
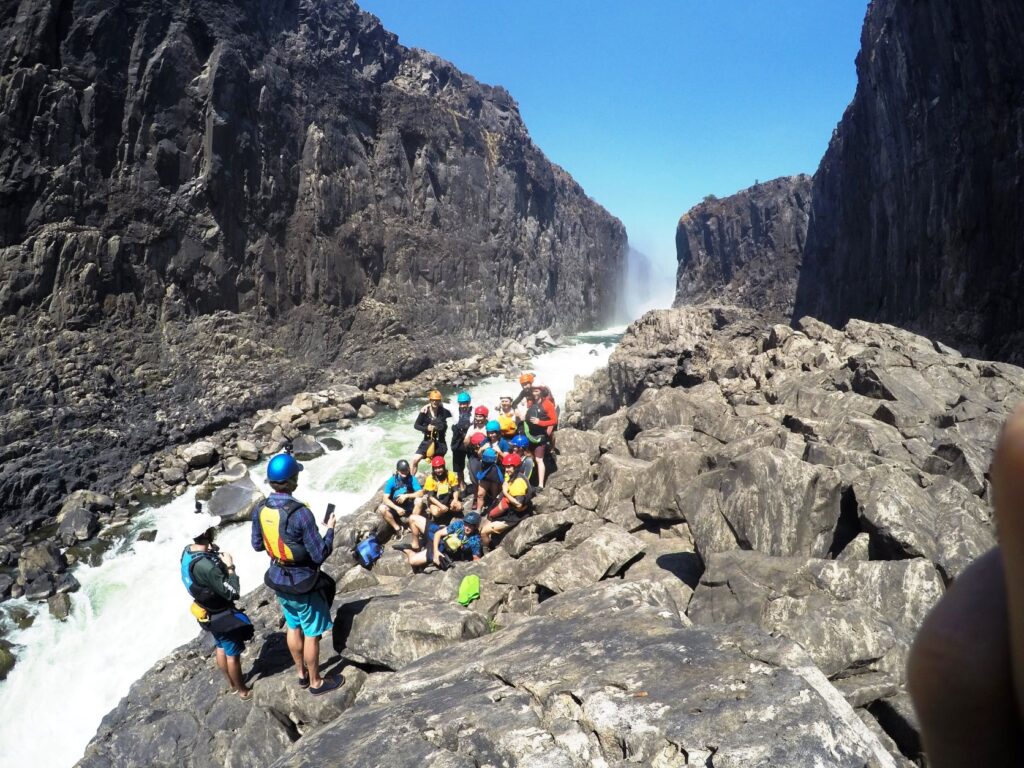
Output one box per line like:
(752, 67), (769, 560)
(258, 499), (311, 566)
(427, 471), (460, 498)
(498, 412), (518, 437)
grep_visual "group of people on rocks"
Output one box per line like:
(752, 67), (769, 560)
(376, 372), (559, 571)
(177, 372), (560, 700)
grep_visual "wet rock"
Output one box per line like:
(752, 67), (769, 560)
(17, 542), (66, 584)
(182, 441), (218, 469)
(320, 437), (343, 451)
(48, 592), (72, 620)
(289, 434), (325, 461)
(0, 641), (14, 681)
(208, 475), (265, 524)
(0, 573), (13, 599)
(136, 530), (158, 543)
(56, 507), (100, 545)
(24, 575), (55, 601)
(356, 404), (375, 420)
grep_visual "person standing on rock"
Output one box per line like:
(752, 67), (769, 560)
(463, 407), (490, 502)
(524, 383), (558, 488)
(411, 390), (452, 474)
(449, 392), (474, 488)
(251, 453), (342, 696)
(496, 395), (520, 438)
(512, 372), (535, 415)
(181, 514), (253, 700)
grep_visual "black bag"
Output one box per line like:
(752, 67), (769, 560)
(206, 609), (256, 642)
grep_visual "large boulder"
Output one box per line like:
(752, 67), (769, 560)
(271, 606), (901, 768)
(688, 550), (944, 688)
(17, 541), (66, 584)
(852, 465), (994, 580)
(534, 524), (645, 594)
(677, 447), (843, 560)
(333, 592), (489, 670)
(56, 506), (100, 545)
(182, 441), (218, 469)
(207, 474), (265, 524)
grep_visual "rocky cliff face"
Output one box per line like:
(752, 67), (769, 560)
(79, 306), (1015, 767)
(675, 175), (811, 319)
(793, 0), (1024, 361)
(0, 0), (625, 535)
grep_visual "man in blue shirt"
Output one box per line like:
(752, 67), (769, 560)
(377, 459), (422, 537)
(252, 453), (341, 695)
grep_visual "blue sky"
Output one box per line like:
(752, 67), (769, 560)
(359, 1), (868, 281)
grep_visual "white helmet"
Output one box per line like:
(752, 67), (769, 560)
(187, 511), (222, 540)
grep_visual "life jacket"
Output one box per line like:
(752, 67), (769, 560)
(476, 457), (503, 484)
(427, 471), (459, 500)
(497, 412), (518, 437)
(256, 499), (312, 566)
(180, 546), (232, 612)
(388, 474), (417, 502)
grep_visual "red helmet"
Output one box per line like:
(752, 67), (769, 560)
(430, 456), (446, 469)
(474, 405), (489, 417)
(502, 453), (522, 468)
(469, 432), (486, 446)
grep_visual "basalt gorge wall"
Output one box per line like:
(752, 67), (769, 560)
(675, 0), (1024, 364)
(0, 0), (625, 534)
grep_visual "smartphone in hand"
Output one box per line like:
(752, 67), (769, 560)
(323, 503), (335, 526)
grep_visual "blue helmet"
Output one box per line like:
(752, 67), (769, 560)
(464, 511), (481, 526)
(267, 453), (303, 482)
(457, 391), (471, 404)
(481, 448), (498, 464)
(511, 434), (530, 449)
(486, 420), (501, 433)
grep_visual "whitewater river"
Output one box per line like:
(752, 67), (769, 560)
(0, 327), (623, 768)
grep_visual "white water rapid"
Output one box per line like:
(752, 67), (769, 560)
(0, 329), (622, 768)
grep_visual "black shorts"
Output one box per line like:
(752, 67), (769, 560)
(488, 511), (526, 528)
(415, 439), (448, 457)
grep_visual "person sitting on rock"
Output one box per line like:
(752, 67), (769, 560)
(475, 447), (505, 512)
(404, 456), (462, 551)
(524, 383), (558, 488)
(497, 395), (520, 438)
(510, 433), (536, 485)
(377, 459), (422, 538)
(512, 372), (535, 415)
(481, 453), (535, 549)
(449, 392), (474, 489)
(411, 390), (452, 474)
(181, 514), (252, 700)
(251, 453), (341, 695)
(485, 420), (511, 457)
(400, 511), (483, 571)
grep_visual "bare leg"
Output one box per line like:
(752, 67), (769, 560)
(408, 514), (427, 549)
(215, 647), (231, 687)
(225, 654), (250, 696)
(286, 626), (306, 679)
(535, 445), (547, 488)
(304, 635), (323, 688)
(410, 454), (423, 474)
(379, 505), (401, 533)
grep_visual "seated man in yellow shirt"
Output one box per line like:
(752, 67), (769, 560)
(480, 453), (534, 549)
(405, 456), (463, 551)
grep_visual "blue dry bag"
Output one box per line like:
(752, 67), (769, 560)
(356, 535), (383, 568)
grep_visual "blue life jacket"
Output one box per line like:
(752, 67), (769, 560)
(180, 546), (232, 611)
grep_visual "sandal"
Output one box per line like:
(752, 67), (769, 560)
(309, 674), (344, 696)
(238, 689), (254, 701)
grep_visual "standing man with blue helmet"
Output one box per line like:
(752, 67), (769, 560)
(251, 453), (342, 695)
(449, 392), (473, 489)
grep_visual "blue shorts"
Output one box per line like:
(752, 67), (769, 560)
(277, 590), (333, 637)
(213, 632), (245, 657)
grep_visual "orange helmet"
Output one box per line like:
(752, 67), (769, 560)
(518, 372), (535, 386)
(428, 390), (443, 401)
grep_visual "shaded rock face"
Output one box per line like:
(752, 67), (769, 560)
(675, 175), (811, 319)
(0, 0), (625, 533)
(793, 0), (1024, 362)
